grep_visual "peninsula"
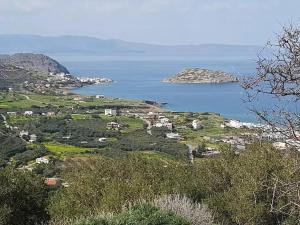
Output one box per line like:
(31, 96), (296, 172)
(0, 53), (112, 93)
(163, 68), (238, 84)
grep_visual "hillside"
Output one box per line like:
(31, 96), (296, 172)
(0, 35), (261, 58)
(0, 53), (69, 74)
(0, 64), (47, 89)
(164, 68), (238, 84)
(0, 53), (84, 91)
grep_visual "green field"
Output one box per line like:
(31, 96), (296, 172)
(0, 93), (148, 110)
(44, 142), (97, 156)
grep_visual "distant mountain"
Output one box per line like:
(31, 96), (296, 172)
(0, 53), (69, 74)
(0, 35), (262, 58)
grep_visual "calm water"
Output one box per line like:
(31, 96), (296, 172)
(64, 57), (258, 122)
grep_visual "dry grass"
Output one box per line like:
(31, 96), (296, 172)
(153, 194), (214, 225)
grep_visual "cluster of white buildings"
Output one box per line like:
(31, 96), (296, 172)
(19, 130), (37, 143)
(77, 77), (113, 84)
(223, 120), (260, 129)
(153, 115), (173, 130)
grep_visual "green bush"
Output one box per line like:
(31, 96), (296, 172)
(0, 168), (49, 225)
(48, 155), (196, 221)
(75, 203), (190, 225)
(194, 143), (300, 225)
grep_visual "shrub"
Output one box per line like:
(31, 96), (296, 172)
(48, 155), (196, 221)
(153, 195), (213, 225)
(0, 168), (49, 225)
(75, 203), (190, 225)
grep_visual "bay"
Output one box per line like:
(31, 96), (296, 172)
(64, 57), (258, 122)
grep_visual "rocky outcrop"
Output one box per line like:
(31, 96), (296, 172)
(0, 53), (69, 74)
(163, 68), (238, 84)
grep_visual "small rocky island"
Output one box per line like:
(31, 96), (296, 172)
(163, 68), (238, 84)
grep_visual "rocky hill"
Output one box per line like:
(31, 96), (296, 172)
(0, 53), (79, 91)
(0, 53), (112, 92)
(0, 53), (69, 74)
(0, 64), (47, 89)
(164, 68), (238, 84)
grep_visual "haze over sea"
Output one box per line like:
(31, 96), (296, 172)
(66, 56), (258, 122)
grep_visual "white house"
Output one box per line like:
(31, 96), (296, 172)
(154, 122), (173, 130)
(107, 122), (122, 130)
(164, 123), (173, 130)
(96, 95), (105, 99)
(192, 120), (203, 130)
(159, 117), (170, 124)
(154, 123), (163, 128)
(19, 130), (29, 137)
(166, 133), (181, 139)
(99, 137), (107, 142)
(36, 157), (49, 164)
(47, 112), (55, 117)
(105, 109), (117, 116)
(225, 120), (242, 129)
(29, 134), (37, 143)
(24, 111), (33, 116)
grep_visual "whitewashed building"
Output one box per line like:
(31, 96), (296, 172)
(19, 130), (29, 137)
(99, 137), (107, 142)
(29, 134), (37, 143)
(166, 133), (181, 139)
(105, 109), (117, 116)
(24, 111), (33, 116)
(36, 157), (49, 164)
(192, 120), (203, 130)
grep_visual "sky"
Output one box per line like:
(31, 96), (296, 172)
(0, 0), (299, 45)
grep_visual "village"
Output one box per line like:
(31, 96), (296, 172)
(1, 91), (300, 188)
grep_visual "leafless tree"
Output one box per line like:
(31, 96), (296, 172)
(243, 23), (300, 222)
(242, 23), (300, 140)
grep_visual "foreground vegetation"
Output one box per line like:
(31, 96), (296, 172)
(1, 143), (299, 225)
(0, 90), (299, 225)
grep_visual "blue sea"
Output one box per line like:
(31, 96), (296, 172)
(62, 57), (259, 122)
